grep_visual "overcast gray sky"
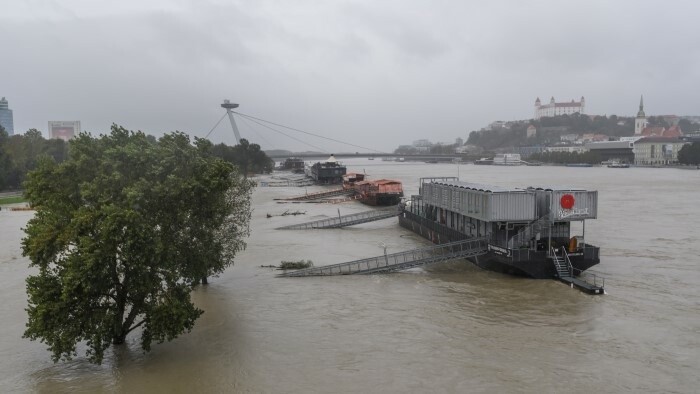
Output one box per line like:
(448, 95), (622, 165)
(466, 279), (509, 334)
(1, 0), (699, 152)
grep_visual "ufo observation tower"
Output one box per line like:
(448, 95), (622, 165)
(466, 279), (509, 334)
(221, 99), (242, 144)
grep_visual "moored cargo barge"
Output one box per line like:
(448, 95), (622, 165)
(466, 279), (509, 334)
(399, 177), (601, 285)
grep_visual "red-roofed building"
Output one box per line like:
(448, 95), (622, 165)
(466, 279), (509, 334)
(640, 125), (684, 138)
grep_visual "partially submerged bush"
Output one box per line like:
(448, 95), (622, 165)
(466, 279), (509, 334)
(279, 260), (314, 269)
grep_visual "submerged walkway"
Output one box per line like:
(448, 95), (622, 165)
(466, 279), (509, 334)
(276, 208), (399, 229)
(278, 237), (489, 277)
(274, 188), (352, 201)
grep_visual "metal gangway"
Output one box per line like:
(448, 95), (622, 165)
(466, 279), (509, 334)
(276, 208), (399, 230)
(278, 237), (489, 277)
(275, 188), (353, 201)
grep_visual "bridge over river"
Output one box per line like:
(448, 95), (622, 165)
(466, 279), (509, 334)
(266, 152), (463, 161)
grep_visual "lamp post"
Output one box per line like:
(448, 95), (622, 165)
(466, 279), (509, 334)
(379, 242), (388, 267)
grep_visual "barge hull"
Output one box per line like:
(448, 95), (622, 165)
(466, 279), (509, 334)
(399, 215), (600, 279)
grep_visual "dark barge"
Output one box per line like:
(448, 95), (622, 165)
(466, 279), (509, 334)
(306, 154), (347, 184)
(400, 177), (603, 293)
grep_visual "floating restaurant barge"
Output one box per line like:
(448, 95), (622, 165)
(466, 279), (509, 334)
(400, 177), (601, 282)
(306, 154), (347, 184)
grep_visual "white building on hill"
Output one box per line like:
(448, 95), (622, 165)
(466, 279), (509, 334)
(534, 96), (585, 119)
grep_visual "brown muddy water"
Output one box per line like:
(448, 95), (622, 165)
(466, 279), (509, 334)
(1, 160), (699, 393)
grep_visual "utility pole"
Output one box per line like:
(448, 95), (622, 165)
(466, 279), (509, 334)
(221, 99), (242, 144)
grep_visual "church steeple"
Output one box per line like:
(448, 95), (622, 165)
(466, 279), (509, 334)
(637, 95), (645, 117)
(635, 95), (647, 135)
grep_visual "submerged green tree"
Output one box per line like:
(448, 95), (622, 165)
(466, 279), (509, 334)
(22, 125), (253, 364)
(678, 142), (700, 165)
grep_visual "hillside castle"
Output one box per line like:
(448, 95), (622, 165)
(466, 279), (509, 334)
(534, 96), (585, 119)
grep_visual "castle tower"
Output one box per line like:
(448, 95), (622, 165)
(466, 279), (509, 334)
(534, 97), (541, 119)
(580, 96), (585, 114)
(635, 95), (646, 135)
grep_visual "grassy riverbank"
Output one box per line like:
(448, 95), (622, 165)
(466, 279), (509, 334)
(0, 196), (27, 205)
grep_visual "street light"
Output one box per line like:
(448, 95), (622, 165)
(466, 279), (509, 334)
(379, 242), (389, 266)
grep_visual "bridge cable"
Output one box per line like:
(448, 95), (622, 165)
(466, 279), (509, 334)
(237, 114), (329, 153)
(204, 112), (228, 139)
(236, 114), (276, 150)
(233, 111), (388, 154)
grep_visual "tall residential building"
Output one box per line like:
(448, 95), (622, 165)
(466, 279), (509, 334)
(0, 97), (14, 135)
(534, 96), (585, 119)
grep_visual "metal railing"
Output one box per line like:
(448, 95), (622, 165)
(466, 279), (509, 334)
(561, 247), (605, 289)
(277, 208), (399, 230)
(400, 211), (469, 243)
(276, 188), (353, 201)
(278, 237), (489, 277)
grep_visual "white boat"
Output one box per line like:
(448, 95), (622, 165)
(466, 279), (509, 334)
(492, 153), (522, 166)
(607, 161), (630, 168)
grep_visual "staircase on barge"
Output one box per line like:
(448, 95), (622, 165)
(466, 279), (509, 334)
(551, 247), (605, 294)
(276, 208), (399, 229)
(278, 237), (489, 277)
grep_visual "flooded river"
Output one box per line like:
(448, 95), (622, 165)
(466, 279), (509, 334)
(1, 160), (699, 393)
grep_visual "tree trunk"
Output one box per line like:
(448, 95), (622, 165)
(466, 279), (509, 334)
(201, 276), (208, 285)
(112, 334), (126, 345)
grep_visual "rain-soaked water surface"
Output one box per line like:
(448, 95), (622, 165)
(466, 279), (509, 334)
(1, 160), (699, 393)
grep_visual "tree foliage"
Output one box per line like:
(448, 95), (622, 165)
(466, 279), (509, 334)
(0, 128), (68, 190)
(0, 128), (272, 191)
(22, 125), (253, 364)
(678, 142), (700, 165)
(211, 138), (273, 176)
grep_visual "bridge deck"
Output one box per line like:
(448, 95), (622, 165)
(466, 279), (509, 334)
(276, 208), (399, 229)
(278, 237), (488, 277)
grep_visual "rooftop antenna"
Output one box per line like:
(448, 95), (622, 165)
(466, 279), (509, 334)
(221, 99), (242, 144)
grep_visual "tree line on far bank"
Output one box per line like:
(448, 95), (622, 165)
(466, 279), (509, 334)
(526, 142), (700, 165)
(0, 125), (273, 191)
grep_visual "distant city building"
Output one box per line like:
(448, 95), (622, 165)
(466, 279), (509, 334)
(487, 121), (510, 130)
(534, 96), (585, 119)
(517, 145), (545, 158)
(0, 97), (14, 135)
(544, 146), (588, 154)
(560, 133), (579, 142)
(633, 137), (687, 165)
(660, 115), (680, 126)
(412, 139), (432, 152)
(586, 141), (635, 163)
(48, 121), (81, 141)
(526, 125), (537, 138)
(580, 133), (608, 143)
(455, 144), (483, 154)
(641, 125), (683, 138)
(619, 136), (645, 143)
